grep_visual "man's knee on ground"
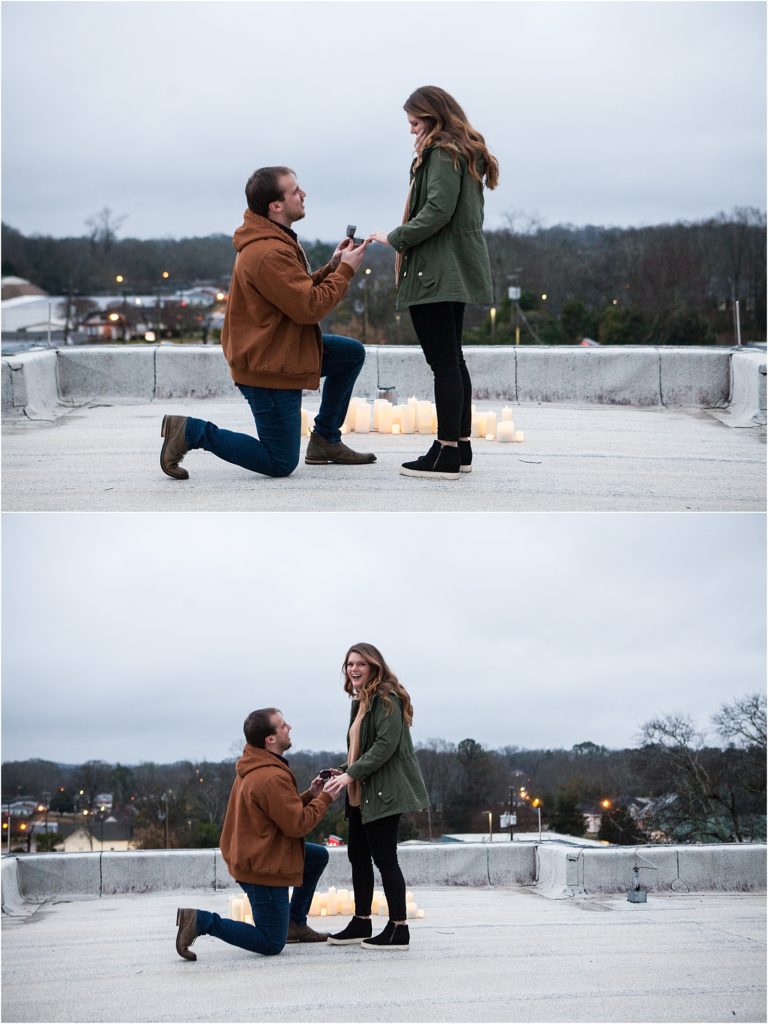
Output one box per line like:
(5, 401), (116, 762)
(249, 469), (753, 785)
(261, 939), (286, 956)
(267, 455), (300, 478)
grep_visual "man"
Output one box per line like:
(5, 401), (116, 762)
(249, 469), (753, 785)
(175, 708), (337, 960)
(160, 166), (376, 480)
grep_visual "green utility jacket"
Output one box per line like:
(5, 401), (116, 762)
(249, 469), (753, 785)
(343, 693), (429, 824)
(387, 145), (493, 310)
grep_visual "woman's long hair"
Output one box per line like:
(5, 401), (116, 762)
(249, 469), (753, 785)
(342, 642), (414, 726)
(404, 85), (499, 190)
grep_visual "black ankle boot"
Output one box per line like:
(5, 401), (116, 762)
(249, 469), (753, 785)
(458, 439), (472, 473)
(326, 916), (373, 944)
(361, 920), (410, 950)
(400, 442), (460, 480)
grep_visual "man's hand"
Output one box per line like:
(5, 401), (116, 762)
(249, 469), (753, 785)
(309, 775), (325, 797)
(324, 771), (352, 799)
(330, 236), (355, 270)
(368, 232), (392, 247)
(339, 239), (369, 274)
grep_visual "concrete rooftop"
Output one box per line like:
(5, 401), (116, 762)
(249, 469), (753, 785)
(2, 886), (765, 1023)
(2, 344), (765, 511)
(2, 398), (765, 512)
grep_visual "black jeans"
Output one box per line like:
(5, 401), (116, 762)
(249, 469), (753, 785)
(409, 301), (470, 442)
(346, 804), (407, 921)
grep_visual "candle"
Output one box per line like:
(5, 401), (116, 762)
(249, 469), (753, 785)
(485, 411), (497, 439)
(378, 403), (394, 434)
(496, 421), (515, 443)
(309, 896), (320, 917)
(472, 413), (487, 438)
(391, 423), (401, 435)
(514, 430), (525, 442)
(326, 887), (338, 915)
(407, 395), (419, 419)
(416, 400), (433, 434)
(485, 433), (494, 441)
(501, 406), (514, 421)
(300, 408), (311, 437)
(353, 402), (371, 433)
(399, 404), (416, 434)
(320, 908), (327, 917)
(372, 398), (391, 431)
(343, 397), (362, 433)
(406, 901), (418, 915)
(417, 909), (425, 919)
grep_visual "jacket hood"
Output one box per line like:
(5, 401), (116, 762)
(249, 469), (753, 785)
(236, 744), (290, 778)
(233, 210), (294, 253)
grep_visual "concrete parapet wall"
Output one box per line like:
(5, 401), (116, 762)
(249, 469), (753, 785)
(3, 843), (764, 911)
(2, 345), (764, 421)
(1, 349), (59, 419)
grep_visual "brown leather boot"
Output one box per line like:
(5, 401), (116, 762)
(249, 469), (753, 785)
(286, 920), (330, 942)
(175, 907), (199, 961)
(305, 429), (376, 465)
(160, 415), (189, 479)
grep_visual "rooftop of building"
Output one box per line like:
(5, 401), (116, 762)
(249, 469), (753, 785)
(2, 345), (765, 512)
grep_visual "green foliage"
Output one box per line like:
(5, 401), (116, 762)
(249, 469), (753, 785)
(598, 304), (647, 344)
(597, 805), (646, 845)
(34, 832), (64, 852)
(548, 785), (586, 837)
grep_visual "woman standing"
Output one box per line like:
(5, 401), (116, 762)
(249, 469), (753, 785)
(324, 643), (428, 950)
(370, 86), (499, 480)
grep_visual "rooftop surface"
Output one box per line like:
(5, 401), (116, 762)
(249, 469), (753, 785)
(2, 886), (765, 1023)
(2, 398), (765, 512)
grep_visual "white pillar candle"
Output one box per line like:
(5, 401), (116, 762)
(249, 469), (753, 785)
(514, 430), (525, 442)
(378, 403), (394, 433)
(407, 395), (419, 419)
(472, 413), (487, 438)
(417, 909), (425, 919)
(496, 421), (515, 442)
(399, 405), (416, 433)
(391, 423), (401, 435)
(372, 398), (391, 431)
(343, 396), (362, 433)
(501, 406), (514, 421)
(416, 400), (433, 434)
(485, 411), (497, 439)
(353, 402), (371, 433)
(406, 900), (418, 915)
(300, 408), (311, 437)
(320, 908), (327, 917)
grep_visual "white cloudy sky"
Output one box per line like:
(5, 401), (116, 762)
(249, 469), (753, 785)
(2, 1), (765, 244)
(2, 512), (764, 764)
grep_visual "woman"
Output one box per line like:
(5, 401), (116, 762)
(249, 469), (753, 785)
(324, 643), (428, 950)
(370, 85), (499, 480)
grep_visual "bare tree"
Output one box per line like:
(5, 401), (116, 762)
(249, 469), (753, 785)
(712, 693), (766, 749)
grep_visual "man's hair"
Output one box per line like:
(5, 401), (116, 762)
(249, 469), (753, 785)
(245, 167), (295, 216)
(243, 707), (281, 748)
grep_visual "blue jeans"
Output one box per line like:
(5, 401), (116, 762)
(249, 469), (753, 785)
(195, 842), (329, 956)
(184, 334), (365, 478)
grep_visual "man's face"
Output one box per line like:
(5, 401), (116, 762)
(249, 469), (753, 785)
(267, 712), (292, 754)
(273, 173), (306, 224)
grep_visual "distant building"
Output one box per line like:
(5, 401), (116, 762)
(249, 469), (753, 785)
(55, 821), (136, 853)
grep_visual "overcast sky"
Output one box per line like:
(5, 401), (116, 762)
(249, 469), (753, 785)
(2, 1), (765, 245)
(2, 512), (764, 765)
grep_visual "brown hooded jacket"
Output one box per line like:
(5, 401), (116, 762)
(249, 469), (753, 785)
(220, 211), (355, 390)
(219, 744), (332, 886)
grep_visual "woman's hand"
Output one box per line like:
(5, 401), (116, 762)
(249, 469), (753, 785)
(367, 232), (392, 247)
(324, 771), (353, 798)
(413, 127), (428, 154)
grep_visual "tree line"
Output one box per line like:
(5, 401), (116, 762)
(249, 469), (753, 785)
(2, 206), (764, 346)
(3, 694), (763, 851)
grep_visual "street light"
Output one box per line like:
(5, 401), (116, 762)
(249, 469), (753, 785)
(531, 798), (543, 841)
(489, 306), (497, 343)
(484, 811), (493, 842)
(362, 268), (372, 342)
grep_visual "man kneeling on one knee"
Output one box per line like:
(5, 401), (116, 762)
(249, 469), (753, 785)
(161, 165), (376, 480)
(176, 708), (339, 960)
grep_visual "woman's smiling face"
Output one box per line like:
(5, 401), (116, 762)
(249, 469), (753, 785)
(346, 650), (373, 692)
